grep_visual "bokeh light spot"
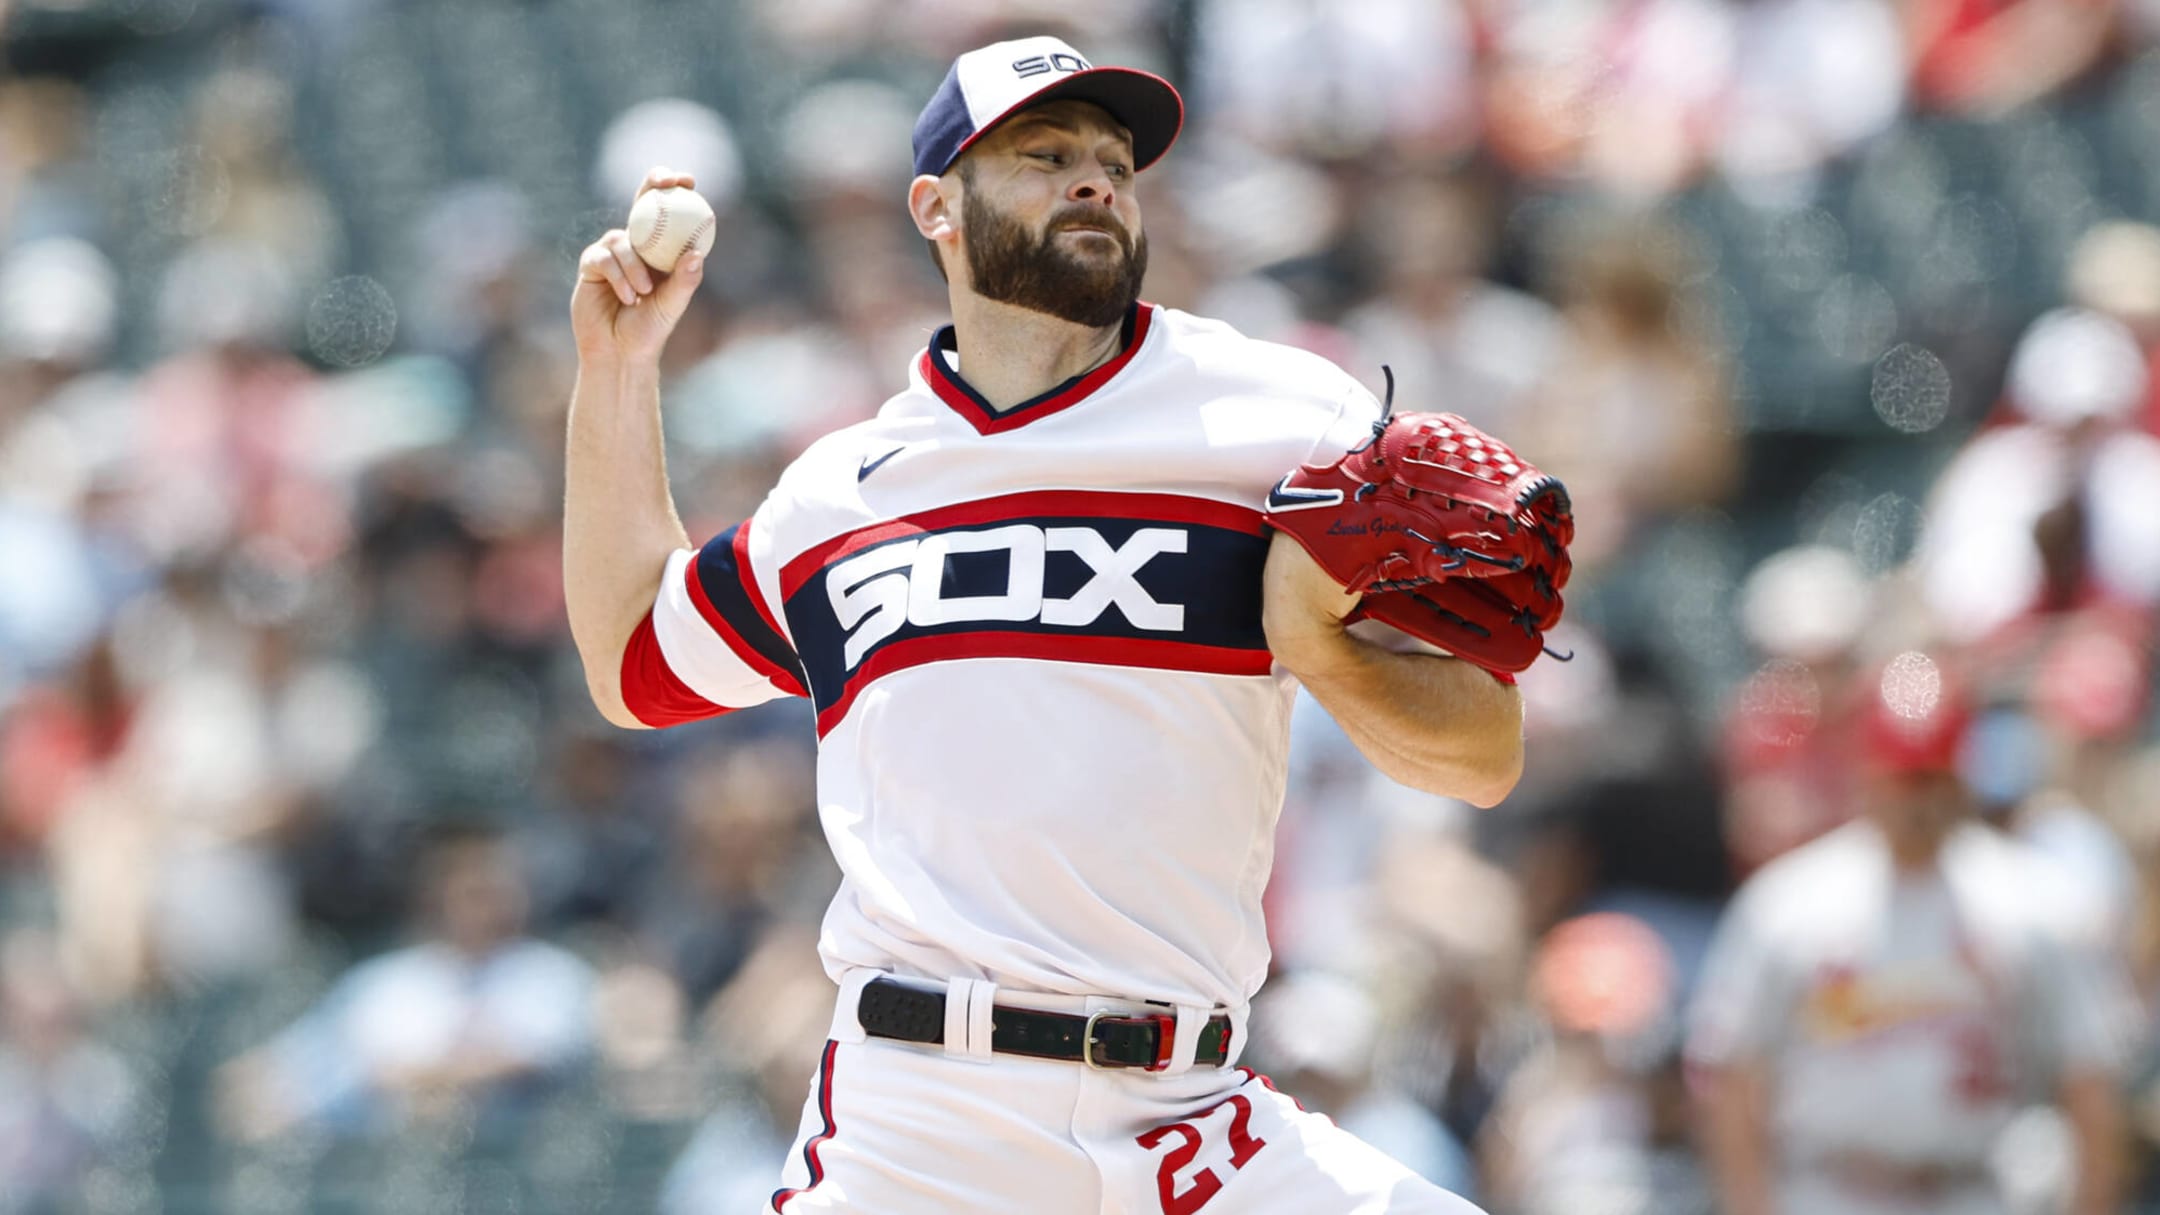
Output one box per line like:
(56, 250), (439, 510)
(1879, 650), (1943, 722)
(1814, 273), (1899, 365)
(1851, 491), (1925, 577)
(1738, 659), (1823, 749)
(1870, 342), (1952, 433)
(305, 275), (397, 368)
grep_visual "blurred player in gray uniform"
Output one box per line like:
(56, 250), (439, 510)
(1688, 655), (2134, 1215)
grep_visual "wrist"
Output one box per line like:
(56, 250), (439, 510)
(574, 352), (669, 408)
(575, 347), (662, 378)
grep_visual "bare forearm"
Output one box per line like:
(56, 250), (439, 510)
(1699, 1064), (1779, 1215)
(1274, 628), (1523, 805)
(563, 355), (689, 723)
(2061, 1070), (2125, 1215)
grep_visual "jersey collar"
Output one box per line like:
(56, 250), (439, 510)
(919, 302), (1155, 436)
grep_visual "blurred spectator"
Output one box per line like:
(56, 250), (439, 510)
(1722, 544), (1876, 872)
(588, 954), (702, 1123)
(0, 76), (97, 246)
(1479, 912), (1709, 1215)
(1481, 0), (1736, 198)
(2057, 220), (2160, 438)
(214, 826), (594, 1144)
(0, 237), (122, 687)
(1918, 306), (2160, 645)
(519, 730), (662, 930)
(188, 67), (341, 290)
(2118, 748), (2160, 1210)
(1714, 0), (1908, 201)
(1340, 171), (1562, 432)
(637, 745), (823, 1007)
(1514, 215), (1738, 573)
(1192, 0), (1479, 161)
(1689, 654), (2135, 1215)
(1905, 0), (2120, 115)
(0, 637), (132, 861)
(0, 237), (117, 373)
(660, 923), (835, 1215)
(1248, 970), (1478, 1196)
(1967, 699), (2142, 955)
(594, 99), (743, 222)
(35, 573), (337, 1002)
(1, 0), (2159, 1207)
(134, 236), (347, 566)
(0, 928), (142, 1213)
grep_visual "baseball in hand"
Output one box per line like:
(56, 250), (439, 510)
(625, 186), (716, 274)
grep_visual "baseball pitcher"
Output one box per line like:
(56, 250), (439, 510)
(563, 36), (1572, 1214)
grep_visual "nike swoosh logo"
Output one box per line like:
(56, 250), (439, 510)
(858, 447), (905, 482)
(1265, 477), (1344, 511)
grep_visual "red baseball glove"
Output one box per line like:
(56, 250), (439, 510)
(1264, 400), (1573, 674)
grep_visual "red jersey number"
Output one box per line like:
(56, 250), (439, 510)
(1136, 1094), (1268, 1215)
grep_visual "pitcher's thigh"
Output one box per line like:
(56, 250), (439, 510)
(765, 1040), (1102, 1215)
(1106, 1076), (1486, 1215)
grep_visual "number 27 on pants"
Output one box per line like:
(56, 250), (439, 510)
(1136, 1094), (1267, 1215)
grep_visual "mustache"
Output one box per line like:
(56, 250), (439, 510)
(1046, 210), (1133, 246)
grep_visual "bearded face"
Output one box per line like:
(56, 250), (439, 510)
(960, 187), (1148, 329)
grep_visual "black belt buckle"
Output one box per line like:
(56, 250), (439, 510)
(1083, 1010), (1178, 1071)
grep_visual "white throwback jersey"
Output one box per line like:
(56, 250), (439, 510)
(1686, 821), (2132, 1175)
(621, 304), (1385, 1011)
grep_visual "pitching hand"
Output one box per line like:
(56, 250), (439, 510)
(572, 166), (705, 364)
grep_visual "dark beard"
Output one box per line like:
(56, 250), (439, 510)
(961, 192), (1148, 328)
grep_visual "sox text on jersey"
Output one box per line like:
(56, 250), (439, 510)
(622, 303), (1381, 1013)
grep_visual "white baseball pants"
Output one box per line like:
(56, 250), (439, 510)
(760, 972), (1487, 1215)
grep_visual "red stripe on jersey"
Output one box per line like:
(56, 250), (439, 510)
(814, 632), (1274, 737)
(924, 304), (1155, 436)
(685, 542), (808, 699)
(618, 611), (734, 727)
(772, 1040), (841, 1211)
(780, 490), (1264, 600)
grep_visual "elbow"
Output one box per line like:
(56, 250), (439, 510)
(1453, 688), (1525, 808)
(1398, 724), (1521, 806)
(580, 659), (653, 732)
(591, 696), (651, 732)
(1456, 745), (1523, 809)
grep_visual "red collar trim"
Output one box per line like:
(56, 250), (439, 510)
(919, 303), (1155, 436)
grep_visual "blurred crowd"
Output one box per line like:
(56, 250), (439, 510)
(5, 0), (2160, 1211)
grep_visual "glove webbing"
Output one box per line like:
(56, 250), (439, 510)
(1354, 366), (1575, 665)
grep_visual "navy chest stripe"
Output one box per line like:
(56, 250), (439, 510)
(778, 493), (1272, 734)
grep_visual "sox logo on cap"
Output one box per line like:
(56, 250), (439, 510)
(910, 35), (1185, 179)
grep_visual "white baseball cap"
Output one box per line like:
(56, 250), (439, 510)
(911, 36), (1184, 179)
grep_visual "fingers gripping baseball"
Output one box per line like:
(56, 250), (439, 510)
(570, 167), (706, 362)
(582, 231), (652, 306)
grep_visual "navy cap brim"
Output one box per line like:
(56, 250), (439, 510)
(945, 67), (1184, 176)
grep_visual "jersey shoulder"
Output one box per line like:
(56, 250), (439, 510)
(753, 413), (933, 552)
(1153, 307), (1379, 411)
(1730, 823), (1879, 934)
(770, 411), (933, 498)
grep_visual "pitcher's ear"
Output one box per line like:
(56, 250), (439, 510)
(908, 174), (956, 243)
